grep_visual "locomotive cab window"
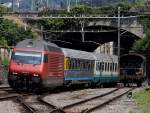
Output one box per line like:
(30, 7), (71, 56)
(12, 51), (42, 64)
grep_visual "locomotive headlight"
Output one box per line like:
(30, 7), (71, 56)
(33, 74), (39, 77)
(12, 72), (18, 75)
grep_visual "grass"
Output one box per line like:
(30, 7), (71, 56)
(133, 89), (150, 113)
(128, 111), (133, 113)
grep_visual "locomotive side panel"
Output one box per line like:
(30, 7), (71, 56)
(42, 52), (64, 87)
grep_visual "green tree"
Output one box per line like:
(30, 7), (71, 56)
(132, 29), (150, 54)
(0, 5), (11, 13)
(0, 6), (35, 46)
(0, 37), (7, 46)
(0, 19), (34, 46)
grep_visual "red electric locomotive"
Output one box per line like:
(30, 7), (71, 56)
(8, 39), (64, 91)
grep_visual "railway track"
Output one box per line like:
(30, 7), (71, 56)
(0, 86), (135, 113)
(0, 86), (13, 91)
(0, 86), (20, 101)
(17, 94), (65, 113)
(59, 88), (134, 113)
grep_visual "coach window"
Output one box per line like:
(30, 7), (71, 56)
(114, 63), (116, 72)
(68, 58), (71, 69)
(108, 63), (110, 72)
(73, 59), (75, 69)
(115, 63), (117, 72)
(105, 62), (107, 71)
(71, 59), (73, 69)
(83, 61), (86, 70)
(101, 62), (104, 71)
(110, 63), (112, 71)
(99, 62), (101, 71)
(75, 59), (77, 69)
(84, 61), (87, 70)
(71, 59), (73, 70)
(79, 60), (81, 70)
(91, 61), (94, 70)
(116, 63), (118, 72)
(88, 62), (90, 70)
(85, 61), (88, 70)
(107, 62), (109, 71)
(68, 58), (70, 69)
(80, 61), (83, 70)
(113, 63), (115, 72)
(111, 63), (113, 71)
(112, 63), (114, 71)
(112, 63), (114, 72)
(77, 59), (79, 69)
(97, 62), (99, 71)
(73, 59), (76, 69)
(72, 59), (75, 70)
(88, 61), (91, 70)
(96, 62), (98, 71)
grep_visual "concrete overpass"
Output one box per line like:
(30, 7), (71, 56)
(0, 13), (144, 54)
(48, 16), (144, 54)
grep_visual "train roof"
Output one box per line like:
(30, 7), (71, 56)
(62, 48), (118, 62)
(15, 39), (62, 52)
(62, 48), (96, 60)
(94, 53), (118, 62)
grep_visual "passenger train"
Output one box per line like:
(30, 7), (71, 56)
(8, 39), (119, 91)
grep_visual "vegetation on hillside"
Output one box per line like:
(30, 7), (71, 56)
(132, 16), (150, 54)
(133, 89), (150, 113)
(0, 6), (35, 47)
(132, 29), (150, 53)
(131, 0), (150, 54)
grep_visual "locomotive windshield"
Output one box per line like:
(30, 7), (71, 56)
(12, 51), (42, 64)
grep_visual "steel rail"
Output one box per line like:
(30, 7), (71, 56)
(0, 94), (19, 101)
(0, 86), (11, 89)
(62, 88), (119, 110)
(17, 96), (36, 113)
(83, 88), (135, 113)
(38, 96), (67, 113)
